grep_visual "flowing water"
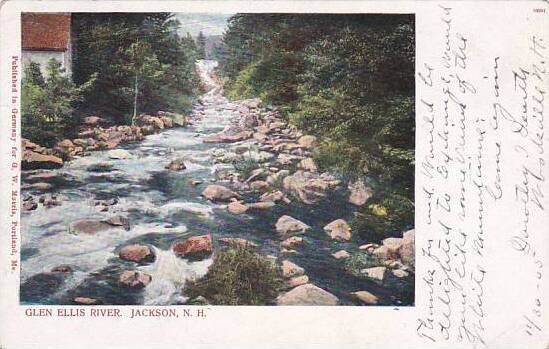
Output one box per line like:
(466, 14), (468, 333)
(20, 60), (413, 306)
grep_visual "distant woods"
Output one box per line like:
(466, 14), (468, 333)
(72, 13), (200, 124)
(219, 14), (415, 231)
(22, 13), (201, 146)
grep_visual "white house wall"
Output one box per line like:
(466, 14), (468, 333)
(22, 50), (71, 77)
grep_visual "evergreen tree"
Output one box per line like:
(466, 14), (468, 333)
(22, 60), (95, 146)
(219, 14), (415, 235)
(71, 13), (200, 124)
(196, 31), (207, 59)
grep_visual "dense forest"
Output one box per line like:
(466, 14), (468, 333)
(219, 14), (415, 236)
(22, 13), (200, 146)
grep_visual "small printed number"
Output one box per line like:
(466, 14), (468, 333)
(533, 8), (546, 13)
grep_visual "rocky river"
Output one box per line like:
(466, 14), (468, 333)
(20, 60), (414, 306)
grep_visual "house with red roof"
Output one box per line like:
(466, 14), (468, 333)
(21, 13), (73, 76)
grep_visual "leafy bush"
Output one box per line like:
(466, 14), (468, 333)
(349, 192), (414, 243)
(344, 252), (383, 278)
(21, 60), (95, 147)
(184, 245), (283, 305)
(312, 140), (366, 179)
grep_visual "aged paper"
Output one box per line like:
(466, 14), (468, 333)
(0, 1), (547, 348)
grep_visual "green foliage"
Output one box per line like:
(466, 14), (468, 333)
(22, 60), (95, 147)
(184, 245), (283, 305)
(224, 60), (261, 101)
(349, 192), (414, 243)
(72, 13), (200, 124)
(196, 31), (206, 59)
(219, 14), (415, 232)
(344, 252), (383, 278)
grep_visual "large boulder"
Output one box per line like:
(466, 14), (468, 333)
(249, 180), (270, 192)
(287, 275), (309, 288)
(323, 219), (352, 241)
(276, 284), (339, 306)
(54, 139), (75, 155)
(399, 229), (415, 267)
(203, 131), (252, 143)
(361, 266), (387, 282)
(298, 158), (317, 172)
(70, 220), (112, 235)
(281, 260), (305, 278)
(281, 236), (304, 249)
(372, 245), (399, 261)
(22, 151), (63, 170)
(119, 244), (155, 263)
(351, 290), (379, 305)
(119, 271), (152, 288)
(348, 180), (373, 206)
(275, 215), (310, 236)
(260, 190), (290, 204)
(297, 135), (317, 148)
(282, 171), (340, 204)
(103, 215), (130, 231)
(227, 201), (248, 214)
(202, 185), (239, 202)
(134, 115), (165, 130)
(172, 234), (213, 260)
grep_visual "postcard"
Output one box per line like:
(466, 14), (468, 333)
(0, 1), (546, 348)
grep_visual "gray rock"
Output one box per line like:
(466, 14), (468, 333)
(275, 215), (310, 236)
(324, 219), (352, 241)
(276, 284), (339, 306)
(202, 185), (239, 202)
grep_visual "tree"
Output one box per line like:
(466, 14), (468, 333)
(123, 40), (165, 124)
(219, 14), (415, 236)
(196, 31), (207, 59)
(71, 13), (200, 124)
(22, 59), (95, 146)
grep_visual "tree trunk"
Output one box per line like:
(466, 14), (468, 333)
(132, 72), (138, 126)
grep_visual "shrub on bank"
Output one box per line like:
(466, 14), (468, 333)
(184, 244), (283, 305)
(21, 60), (95, 147)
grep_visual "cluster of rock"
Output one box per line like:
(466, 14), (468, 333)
(21, 192), (61, 211)
(199, 98), (348, 206)
(276, 260), (339, 305)
(193, 97), (416, 305)
(22, 112), (187, 170)
(357, 229), (415, 282)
